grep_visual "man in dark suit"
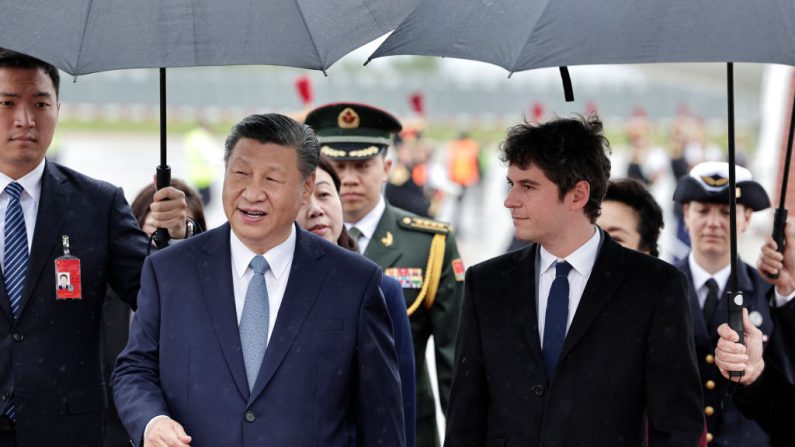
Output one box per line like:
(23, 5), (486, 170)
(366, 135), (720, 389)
(444, 115), (704, 446)
(672, 161), (795, 446)
(0, 49), (188, 446)
(112, 113), (405, 446)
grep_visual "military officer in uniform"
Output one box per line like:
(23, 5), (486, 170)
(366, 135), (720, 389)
(305, 103), (465, 447)
(673, 161), (795, 446)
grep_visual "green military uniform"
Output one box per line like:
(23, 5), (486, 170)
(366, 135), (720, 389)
(305, 103), (465, 447)
(365, 204), (464, 447)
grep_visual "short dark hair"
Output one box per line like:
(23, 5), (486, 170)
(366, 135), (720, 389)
(130, 178), (207, 232)
(0, 48), (60, 97)
(604, 178), (664, 257)
(225, 113), (319, 179)
(499, 114), (611, 222)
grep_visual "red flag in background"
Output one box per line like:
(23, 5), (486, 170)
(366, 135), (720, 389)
(295, 75), (313, 106)
(409, 92), (425, 116)
(585, 101), (599, 115)
(531, 102), (544, 121)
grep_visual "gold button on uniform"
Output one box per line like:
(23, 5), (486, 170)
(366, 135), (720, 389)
(705, 406), (715, 416)
(705, 354), (715, 364)
(706, 432), (714, 443)
(705, 380), (716, 390)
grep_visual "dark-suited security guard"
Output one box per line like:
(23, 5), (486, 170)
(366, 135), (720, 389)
(305, 103), (464, 447)
(673, 161), (795, 446)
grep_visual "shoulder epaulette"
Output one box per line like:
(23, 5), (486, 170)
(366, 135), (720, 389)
(397, 216), (452, 235)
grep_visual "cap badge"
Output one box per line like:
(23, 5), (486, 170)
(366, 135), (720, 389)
(338, 107), (360, 129)
(701, 175), (729, 187)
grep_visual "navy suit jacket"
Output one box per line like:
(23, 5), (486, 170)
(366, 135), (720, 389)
(112, 224), (405, 446)
(445, 234), (704, 447)
(382, 275), (416, 447)
(0, 161), (147, 446)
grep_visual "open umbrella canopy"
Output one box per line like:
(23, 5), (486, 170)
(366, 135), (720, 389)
(1, 0), (415, 76)
(369, 0), (795, 73)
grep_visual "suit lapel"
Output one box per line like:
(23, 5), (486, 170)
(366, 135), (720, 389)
(249, 227), (326, 404)
(363, 205), (402, 268)
(506, 244), (544, 363)
(198, 223), (250, 401)
(560, 236), (625, 359)
(20, 162), (71, 318)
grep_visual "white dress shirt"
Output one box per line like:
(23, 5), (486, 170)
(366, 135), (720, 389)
(344, 195), (386, 254)
(0, 159), (44, 270)
(688, 253), (795, 308)
(536, 227), (601, 342)
(229, 223), (296, 342)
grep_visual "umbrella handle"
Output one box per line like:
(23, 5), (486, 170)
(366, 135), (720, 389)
(727, 292), (745, 378)
(768, 207), (788, 279)
(153, 165), (171, 249)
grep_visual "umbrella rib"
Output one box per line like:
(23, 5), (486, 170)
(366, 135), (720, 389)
(293, 0), (326, 69)
(508, 0), (554, 72)
(73, 0), (97, 74)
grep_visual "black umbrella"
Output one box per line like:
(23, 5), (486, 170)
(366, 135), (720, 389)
(367, 0), (795, 364)
(1, 0), (416, 245)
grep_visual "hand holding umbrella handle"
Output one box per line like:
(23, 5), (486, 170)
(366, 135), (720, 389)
(153, 165), (171, 249)
(768, 208), (788, 279)
(727, 293), (745, 378)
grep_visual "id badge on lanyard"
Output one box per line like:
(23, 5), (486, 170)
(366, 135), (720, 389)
(55, 235), (81, 300)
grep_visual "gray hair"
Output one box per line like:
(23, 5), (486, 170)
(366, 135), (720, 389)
(224, 113), (320, 179)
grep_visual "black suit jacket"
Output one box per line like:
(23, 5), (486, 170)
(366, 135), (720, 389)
(0, 161), (147, 446)
(733, 359), (795, 444)
(445, 234), (704, 447)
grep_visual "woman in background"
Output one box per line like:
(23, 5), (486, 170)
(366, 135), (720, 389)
(297, 156), (416, 447)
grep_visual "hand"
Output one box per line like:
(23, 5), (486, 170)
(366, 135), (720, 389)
(757, 220), (795, 295)
(149, 186), (188, 239)
(715, 308), (765, 385)
(145, 417), (192, 447)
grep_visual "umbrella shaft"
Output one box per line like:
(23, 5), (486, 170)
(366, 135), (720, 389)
(727, 62), (738, 293)
(160, 68), (167, 167)
(779, 91), (795, 208)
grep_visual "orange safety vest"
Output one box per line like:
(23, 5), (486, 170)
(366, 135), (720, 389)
(448, 138), (480, 187)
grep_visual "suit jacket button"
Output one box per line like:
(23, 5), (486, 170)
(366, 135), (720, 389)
(11, 332), (22, 342)
(531, 384), (545, 396)
(244, 410), (256, 423)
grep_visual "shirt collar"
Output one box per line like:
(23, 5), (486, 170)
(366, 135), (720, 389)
(230, 223), (297, 280)
(0, 158), (45, 202)
(688, 252), (731, 291)
(345, 195), (385, 240)
(539, 226), (601, 277)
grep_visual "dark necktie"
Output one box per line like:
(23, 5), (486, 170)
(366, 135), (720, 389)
(3, 182), (28, 420)
(543, 261), (572, 379)
(703, 278), (720, 330)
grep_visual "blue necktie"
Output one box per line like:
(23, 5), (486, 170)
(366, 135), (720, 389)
(3, 182), (28, 420)
(239, 255), (270, 391)
(542, 261), (572, 379)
